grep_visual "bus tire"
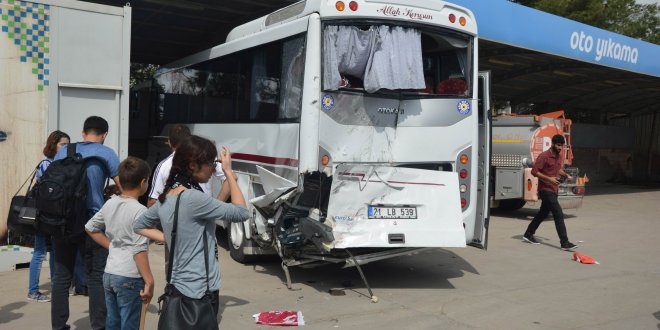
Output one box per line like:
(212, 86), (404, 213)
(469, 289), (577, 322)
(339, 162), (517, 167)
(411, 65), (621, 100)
(497, 199), (527, 211)
(227, 222), (256, 263)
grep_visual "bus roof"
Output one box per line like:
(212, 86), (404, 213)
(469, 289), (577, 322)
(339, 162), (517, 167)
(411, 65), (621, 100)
(226, 0), (477, 43)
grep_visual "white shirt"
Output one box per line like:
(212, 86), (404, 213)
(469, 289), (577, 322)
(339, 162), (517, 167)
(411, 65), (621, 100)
(148, 152), (226, 200)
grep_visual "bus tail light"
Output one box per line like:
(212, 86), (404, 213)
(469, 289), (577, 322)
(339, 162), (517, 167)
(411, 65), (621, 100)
(461, 198), (467, 208)
(321, 155), (330, 166)
(336, 1), (345, 11)
(459, 16), (467, 26)
(527, 179), (533, 191)
(349, 1), (358, 11)
(449, 13), (456, 23)
(459, 169), (468, 179)
(459, 154), (468, 164)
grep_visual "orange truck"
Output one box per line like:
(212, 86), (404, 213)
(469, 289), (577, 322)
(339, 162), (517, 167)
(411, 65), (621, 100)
(491, 110), (586, 210)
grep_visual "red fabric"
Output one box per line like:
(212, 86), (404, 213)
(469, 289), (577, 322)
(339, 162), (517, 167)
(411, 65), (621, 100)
(436, 79), (467, 95)
(532, 149), (563, 194)
(255, 311), (303, 326)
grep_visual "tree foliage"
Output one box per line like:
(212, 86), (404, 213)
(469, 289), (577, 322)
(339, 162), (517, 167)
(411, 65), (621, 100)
(512, 0), (659, 44)
(130, 63), (160, 88)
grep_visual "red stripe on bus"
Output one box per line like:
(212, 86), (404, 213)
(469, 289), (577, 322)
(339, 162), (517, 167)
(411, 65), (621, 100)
(232, 153), (299, 167)
(338, 172), (446, 186)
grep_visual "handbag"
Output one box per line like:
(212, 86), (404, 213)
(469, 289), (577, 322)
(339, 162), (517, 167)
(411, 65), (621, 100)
(157, 192), (218, 330)
(7, 161), (45, 236)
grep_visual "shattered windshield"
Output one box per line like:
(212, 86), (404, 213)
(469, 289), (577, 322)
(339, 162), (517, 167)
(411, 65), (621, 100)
(323, 23), (472, 98)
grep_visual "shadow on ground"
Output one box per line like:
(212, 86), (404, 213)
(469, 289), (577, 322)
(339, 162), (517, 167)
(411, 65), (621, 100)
(584, 183), (660, 196)
(72, 315), (90, 330)
(492, 207), (577, 221)
(216, 228), (479, 297)
(0, 302), (26, 324)
(511, 234), (569, 250)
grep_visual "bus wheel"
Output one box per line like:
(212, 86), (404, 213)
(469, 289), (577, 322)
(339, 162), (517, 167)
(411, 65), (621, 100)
(228, 222), (255, 263)
(497, 199), (527, 211)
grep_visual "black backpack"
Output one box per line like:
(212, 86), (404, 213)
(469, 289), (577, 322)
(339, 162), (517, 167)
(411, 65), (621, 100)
(35, 143), (105, 239)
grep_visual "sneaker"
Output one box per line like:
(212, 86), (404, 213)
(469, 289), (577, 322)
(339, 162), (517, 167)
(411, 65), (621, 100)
(27, 292), (51, 303)
(561, 242), (578, 251)
(522, 234), (540, 245)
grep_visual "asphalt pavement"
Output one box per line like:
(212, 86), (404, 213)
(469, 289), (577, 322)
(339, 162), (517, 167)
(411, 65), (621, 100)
(1, 184), (659, 329)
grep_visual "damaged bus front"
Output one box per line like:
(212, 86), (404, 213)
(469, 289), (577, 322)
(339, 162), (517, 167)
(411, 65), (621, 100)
(146, 0), (491, 288)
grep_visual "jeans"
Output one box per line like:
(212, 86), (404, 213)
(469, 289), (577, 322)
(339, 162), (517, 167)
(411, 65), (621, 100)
(74, 251), (87, 292)
(103, 273), (144, 330)
(28, 234), (54, 295)
(51, 235), (108, 330)
(525, 190), (570, 245)
(86, 238), (109, 329)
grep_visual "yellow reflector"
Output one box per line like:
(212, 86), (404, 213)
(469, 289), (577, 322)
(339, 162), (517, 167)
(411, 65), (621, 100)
(336, 1), (345, 11)
(459, 16), (466, 26)
(460, 154), (468, 164)
(321, 155), (330, 166)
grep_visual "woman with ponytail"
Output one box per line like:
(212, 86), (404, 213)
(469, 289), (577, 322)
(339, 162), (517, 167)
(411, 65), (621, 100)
(133, 135), (249, 328)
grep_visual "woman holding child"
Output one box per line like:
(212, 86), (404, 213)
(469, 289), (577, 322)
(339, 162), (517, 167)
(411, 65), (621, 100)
(134, 135), (249, 329)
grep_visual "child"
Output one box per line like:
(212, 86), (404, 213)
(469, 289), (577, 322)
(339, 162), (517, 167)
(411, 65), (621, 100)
(86, 157), (163, 330)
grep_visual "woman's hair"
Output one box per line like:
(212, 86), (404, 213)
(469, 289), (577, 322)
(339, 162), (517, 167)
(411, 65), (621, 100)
(43, 130), (71, 158)
(158, 135), (217, 203)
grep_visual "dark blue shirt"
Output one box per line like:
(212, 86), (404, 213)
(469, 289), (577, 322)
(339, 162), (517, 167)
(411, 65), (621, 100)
(54, 142), (120, 216)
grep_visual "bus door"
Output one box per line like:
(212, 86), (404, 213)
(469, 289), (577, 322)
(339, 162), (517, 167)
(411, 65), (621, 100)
(472, 71), (492, 249)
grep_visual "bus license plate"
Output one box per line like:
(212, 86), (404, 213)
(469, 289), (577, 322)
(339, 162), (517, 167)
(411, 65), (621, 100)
(368, 206), (417, 219)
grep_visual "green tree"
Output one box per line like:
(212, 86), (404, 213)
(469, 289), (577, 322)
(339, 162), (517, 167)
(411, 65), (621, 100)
(130, 63), (160, 88)
(511, 0), (659, 44)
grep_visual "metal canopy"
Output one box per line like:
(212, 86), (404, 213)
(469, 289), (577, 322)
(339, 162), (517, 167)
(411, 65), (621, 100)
(480, 39), (660, 115)
(86, 0), (659, 115)
(90, 0), (298, 64)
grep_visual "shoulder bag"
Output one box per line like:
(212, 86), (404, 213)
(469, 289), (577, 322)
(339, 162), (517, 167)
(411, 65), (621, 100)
(157, 191), (218, 330)
(7, 161), (47, 236)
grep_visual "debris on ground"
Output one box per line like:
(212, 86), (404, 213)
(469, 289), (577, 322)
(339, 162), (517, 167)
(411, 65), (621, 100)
(573, 252), (599, 264)
(328, 288), (346, 296)
(254, 311), (305, 326)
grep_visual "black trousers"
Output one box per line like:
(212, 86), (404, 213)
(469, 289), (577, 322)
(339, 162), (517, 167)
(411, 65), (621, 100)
(51, 235), (108, 330)
(525, 190), (569, 245)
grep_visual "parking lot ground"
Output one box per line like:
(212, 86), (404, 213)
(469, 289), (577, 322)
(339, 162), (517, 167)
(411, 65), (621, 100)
(1, 184), (659, 329)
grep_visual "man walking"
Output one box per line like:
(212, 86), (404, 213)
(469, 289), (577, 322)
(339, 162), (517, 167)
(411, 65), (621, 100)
(523, 134), (578, 251)
(51, 116), (120, 330)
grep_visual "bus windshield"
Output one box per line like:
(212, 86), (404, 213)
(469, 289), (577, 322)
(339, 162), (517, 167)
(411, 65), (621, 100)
(323, 23), (472, 98)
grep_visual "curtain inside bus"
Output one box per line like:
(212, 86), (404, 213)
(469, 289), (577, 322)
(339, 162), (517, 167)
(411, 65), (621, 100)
(323, 25), (425, 93)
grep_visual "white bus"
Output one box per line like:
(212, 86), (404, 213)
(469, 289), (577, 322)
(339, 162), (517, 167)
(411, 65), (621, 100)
(145, 0), (491, 289)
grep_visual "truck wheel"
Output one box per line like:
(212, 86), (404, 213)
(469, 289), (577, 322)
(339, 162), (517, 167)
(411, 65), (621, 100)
(227, 222), (256, 263)
(497, 199), (527, 211)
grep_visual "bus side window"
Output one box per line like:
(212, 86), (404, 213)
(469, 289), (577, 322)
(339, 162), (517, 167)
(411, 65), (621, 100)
(280, 36), (306, 122)
(236, 55), (251, 122)
(250, 43), (280, 122)
(206, 55), (239, 122)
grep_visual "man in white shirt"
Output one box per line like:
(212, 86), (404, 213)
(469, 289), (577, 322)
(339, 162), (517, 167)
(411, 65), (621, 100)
(147, 124), (230, 207)
(146, 125), (230, 274)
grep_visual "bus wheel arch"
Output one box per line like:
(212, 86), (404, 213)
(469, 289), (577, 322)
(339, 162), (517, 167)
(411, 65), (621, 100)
(228, 221), (256, 263)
